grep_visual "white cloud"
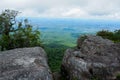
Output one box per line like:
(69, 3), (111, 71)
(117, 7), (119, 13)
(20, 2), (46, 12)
(19, 9), (40, 17)
(35, 7), (89, 18)
(61, 8), (88, 17)
(0, 0), (120, 19)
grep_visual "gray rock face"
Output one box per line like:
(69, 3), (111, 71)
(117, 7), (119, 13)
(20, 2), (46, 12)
(62, 35), (120, 80)
(0, 47), (53, 80)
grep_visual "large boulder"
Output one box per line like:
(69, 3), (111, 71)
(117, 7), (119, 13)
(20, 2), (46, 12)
(62, 35), (120, 80)
(0, 47), (53, 80)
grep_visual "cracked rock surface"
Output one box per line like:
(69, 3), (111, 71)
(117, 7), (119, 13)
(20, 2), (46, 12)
(62, 35), (120, 80)
(0, 47), (53, 80)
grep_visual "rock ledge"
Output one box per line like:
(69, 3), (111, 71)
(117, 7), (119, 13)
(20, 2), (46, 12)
(0, 47), (53, 80)
(62, 35), (120, 80)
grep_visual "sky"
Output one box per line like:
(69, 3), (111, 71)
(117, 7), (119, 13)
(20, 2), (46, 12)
(0, 0), (120, 19)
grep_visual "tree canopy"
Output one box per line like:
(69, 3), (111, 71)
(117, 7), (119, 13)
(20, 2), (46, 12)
(0, 9), (42, 51)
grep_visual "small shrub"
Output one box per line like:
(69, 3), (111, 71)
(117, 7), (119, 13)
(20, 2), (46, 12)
(113, 30), (120, 42)
(97, 29), (120, 43)
(116, 73), (120, 80)
(77, 35), (87, 48)
(80, 35), (87, 42)
(72, 77), (78, 80)
(90, 77), (99, 80)
(96, 30), (114, 40)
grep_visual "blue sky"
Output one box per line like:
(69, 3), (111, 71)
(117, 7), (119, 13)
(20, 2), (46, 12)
(0, 0), (120, 19)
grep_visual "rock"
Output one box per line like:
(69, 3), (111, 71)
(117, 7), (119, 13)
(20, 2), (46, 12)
(0, 47), (53, 80)
(62, 35), (120, 80)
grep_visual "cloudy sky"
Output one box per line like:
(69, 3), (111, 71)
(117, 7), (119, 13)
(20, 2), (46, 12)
(0, 0), (120, 19)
